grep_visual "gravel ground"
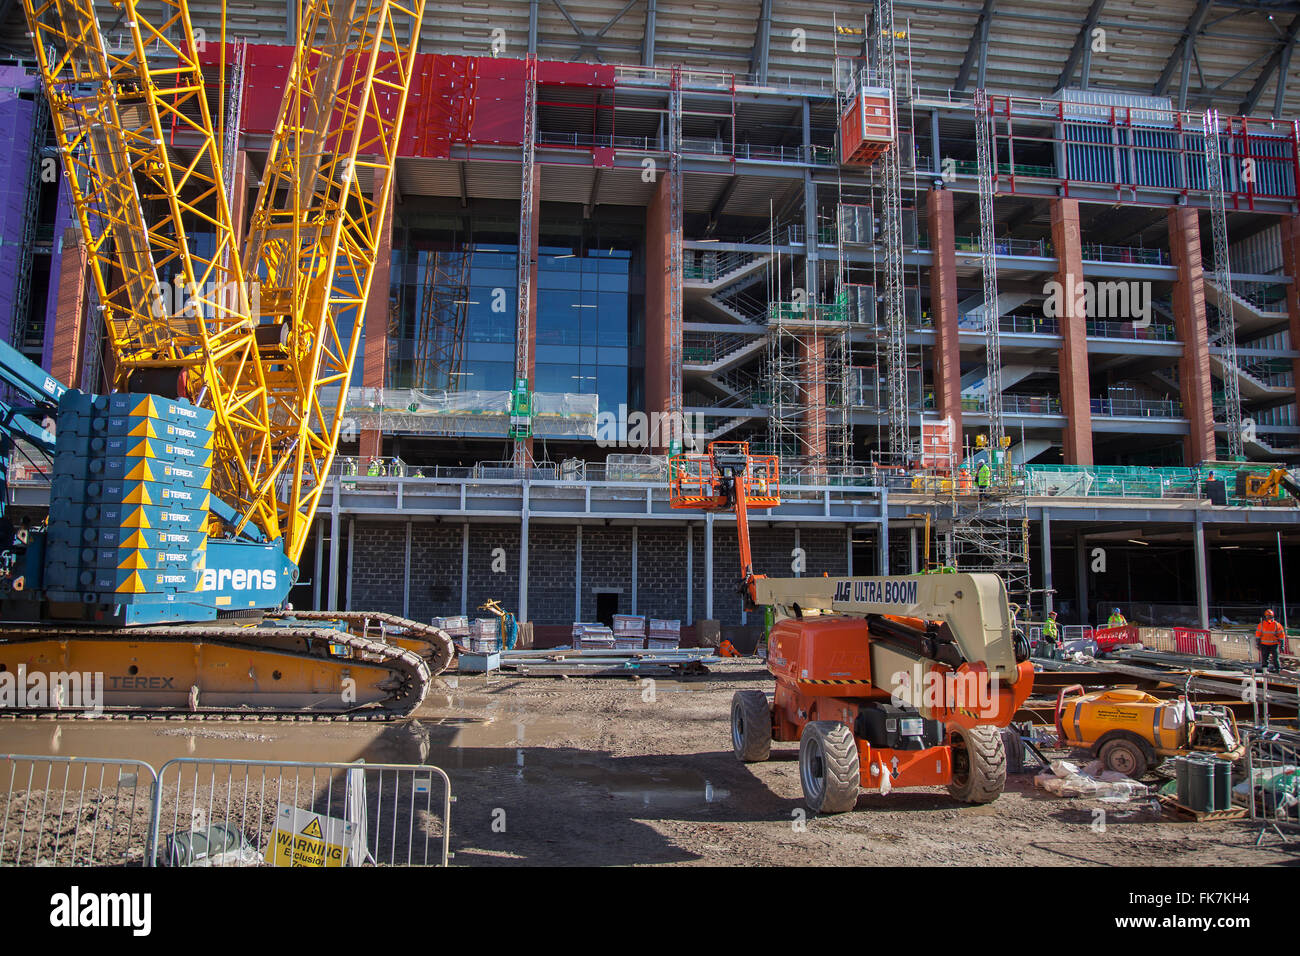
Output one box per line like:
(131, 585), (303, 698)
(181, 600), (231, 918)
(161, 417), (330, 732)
(3, 660), (1298, 866)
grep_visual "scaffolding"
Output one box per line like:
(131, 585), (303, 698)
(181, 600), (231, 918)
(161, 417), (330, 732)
(667, 65), (684, 454)
(941, 476), (1032, 608)
(1203, 108), (1244, 459)
(875, 0), (911, 462)
(973, 87), (1006, 454)
(766, 311), (851, 473)
(10, 81), (50, 358)
(409, 249), (471, 391)
(513, 53), (537, 467)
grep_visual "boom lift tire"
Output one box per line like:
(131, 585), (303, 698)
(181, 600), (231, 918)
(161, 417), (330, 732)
(731, 690), (772, 762)
(1096, 731), (1153, 779)
(947, 724), (1007, 804)
(799, 721), (860, 814)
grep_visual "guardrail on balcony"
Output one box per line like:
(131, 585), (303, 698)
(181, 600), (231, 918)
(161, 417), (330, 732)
(1082, 243), (1171, 266)
(953, 235), (1050, 257)
(1086, 319), (1178, 341)
(1091, 396), (1184, 418)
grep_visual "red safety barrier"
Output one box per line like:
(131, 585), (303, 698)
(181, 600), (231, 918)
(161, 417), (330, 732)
(1093, 625), (1142, 652)
(1172, 626), (1216, 658)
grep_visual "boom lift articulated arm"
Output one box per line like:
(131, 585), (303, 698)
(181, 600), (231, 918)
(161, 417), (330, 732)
(669, 441), (779, 609)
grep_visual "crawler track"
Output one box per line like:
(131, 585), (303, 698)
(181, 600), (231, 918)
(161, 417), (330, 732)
(0, 613), (448, 719)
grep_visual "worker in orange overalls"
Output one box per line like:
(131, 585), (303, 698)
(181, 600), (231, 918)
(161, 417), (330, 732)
(1256, 609), (1287, 674)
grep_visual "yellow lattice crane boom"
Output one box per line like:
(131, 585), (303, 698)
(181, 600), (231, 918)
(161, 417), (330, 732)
(22, 0), (423, 568)
(0, 0), (453, 716)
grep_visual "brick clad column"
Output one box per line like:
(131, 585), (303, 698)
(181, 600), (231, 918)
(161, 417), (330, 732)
(798, 333), (827, 462)
(1169, 207), (1217, 464)
(49, 227), (88, 389)
(926, 187), (962, 436)
(1050, 198), (1094, 465)
(229, 151), (253, 250)
(359, 168), (395, 459)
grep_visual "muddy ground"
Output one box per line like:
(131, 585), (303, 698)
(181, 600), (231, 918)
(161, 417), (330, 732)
(2, 660), (1298, 866)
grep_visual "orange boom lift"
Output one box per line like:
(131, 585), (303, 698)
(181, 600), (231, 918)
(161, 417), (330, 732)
(671, 441), (1034, 812)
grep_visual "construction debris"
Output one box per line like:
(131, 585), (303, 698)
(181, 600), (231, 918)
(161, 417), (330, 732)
(1034, 759), (1151, 801)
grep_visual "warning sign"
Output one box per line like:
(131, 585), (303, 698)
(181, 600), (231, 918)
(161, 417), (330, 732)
(265, 804), (355, 868)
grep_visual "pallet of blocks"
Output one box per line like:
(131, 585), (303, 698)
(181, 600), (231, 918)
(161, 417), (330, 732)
(431, 615), (470, 639)
(612, 614), (647, 649)
(573, 623), (615, 651)
(467, 617), (501, 653)
(648, 619), (681, 650)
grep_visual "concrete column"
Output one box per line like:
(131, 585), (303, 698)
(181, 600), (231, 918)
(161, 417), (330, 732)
(879, 488), (890, 575)
(1194, 512), (1209, 630)
(705, 512), (714, 619)
(793, 527), (801, 578)
(402, 521), (412, 618)
(1168, 207), (1217, 464)
(345, 518), (354, 611)
(1075, 532), (1089, 625)
(926, 188), (963, 436)
(645, 174), (672, 453)
(847, 526), (854, 576)
(1050, 198), (1094, 465)
(686, 524), (693, 624)
(328, 477), (341, 608)
(460, 522), (470, 616)
(631, 525), (639, 613)
(910, 526), (919, 573)
(48, 227), (88, 390)
(518, 487), (530, 623)
(360, 168), (396, 459)
(1041, 509), (1054, 616)
(1276, 215), (1300, 431)
(313, 519), (323, 611)
(575, 525), (583, 623)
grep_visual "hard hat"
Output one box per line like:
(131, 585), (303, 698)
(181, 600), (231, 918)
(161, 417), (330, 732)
(1113, 607), (1121, 614)
(1049, 610), (1057, 617)
(1265, 609), (1275, 618)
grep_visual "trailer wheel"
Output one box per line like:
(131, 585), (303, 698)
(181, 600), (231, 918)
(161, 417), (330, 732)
(947, 725), (1007, 804)
(731, 690), (772, 762)
(799, 721), (860, 814)
(1097, 732), (1152, 779)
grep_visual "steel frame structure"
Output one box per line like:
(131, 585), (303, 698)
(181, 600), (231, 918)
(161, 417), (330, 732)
(1203, 107), (1245, 459)
(514, 52), (538, 468)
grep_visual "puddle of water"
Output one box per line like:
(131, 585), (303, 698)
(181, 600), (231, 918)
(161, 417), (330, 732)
(544, 763), (729, 807)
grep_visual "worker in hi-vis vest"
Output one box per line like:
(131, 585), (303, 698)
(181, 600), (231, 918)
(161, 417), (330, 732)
(1107, 607), (1127, 628)
(1043, 610), (1060, 647)
(975, 460), (991, 497)
(1257, 609), (1286, 674)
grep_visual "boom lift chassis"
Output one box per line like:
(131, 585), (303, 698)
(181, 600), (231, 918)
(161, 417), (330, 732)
(671, 442), (1034, 812)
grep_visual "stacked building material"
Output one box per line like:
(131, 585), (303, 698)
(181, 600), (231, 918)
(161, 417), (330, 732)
(573, 623), (614, 650)
(648, 619), (681, 649)
(612, 613), (646, 649)
(431, 615), (470, 638)
(45, 391), (215, 624)
(467, 617), (500, 653)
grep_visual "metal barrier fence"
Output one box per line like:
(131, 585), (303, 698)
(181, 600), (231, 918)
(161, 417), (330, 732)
(149, 759), (452, 868)
(0, 755), (451, 867)
(1242, 702), (1300, 841)
(1, 756), (158, 866)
